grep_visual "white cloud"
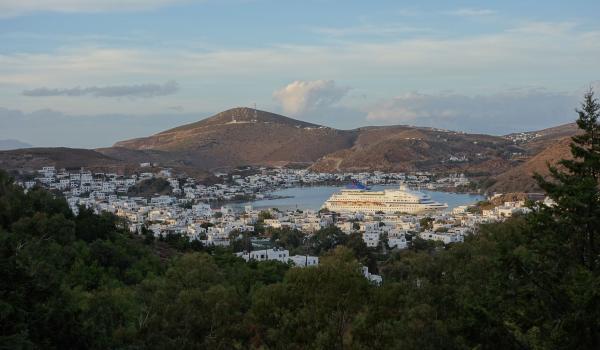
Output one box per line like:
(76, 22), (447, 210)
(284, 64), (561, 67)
(366, 88), (583, 134)
(312, 24), (432, 38)
(0, 21), (599, 127)
(273, 80), (350, 115)
(1, 21), (598, 88)
(0, 0), (193, 17)
(447, 8), (496, 17)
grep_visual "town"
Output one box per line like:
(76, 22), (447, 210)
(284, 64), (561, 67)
(15, 165), (544, 282)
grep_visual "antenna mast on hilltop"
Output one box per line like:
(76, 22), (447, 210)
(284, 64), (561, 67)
(253, 103), (258, 122)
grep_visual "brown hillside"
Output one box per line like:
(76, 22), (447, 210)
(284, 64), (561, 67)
(311, 126), (521, 175)
(489, 137), (573, 193)
(0, 148), (131, 173)
(111, 107), (357, 169)
(506, 122), (580, 154)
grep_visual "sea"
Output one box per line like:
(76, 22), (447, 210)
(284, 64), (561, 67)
(226, 184), (484, 212)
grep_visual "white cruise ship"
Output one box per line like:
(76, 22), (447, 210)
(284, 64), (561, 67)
(324, 183), (447, 214)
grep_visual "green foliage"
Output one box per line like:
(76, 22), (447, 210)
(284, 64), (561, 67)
(307, 226), (348, 255)
(269, 228), (305, 254)
(249, 247), (370, 349)
(466, 205), (482, 214)
(257, 210), (273, 221)
(419, 216), (434, 231)
(534, 90), (600, 272)
(228, 229), (254, 253)
(158, 232), (206, 252)
(127, 177), (171, 197)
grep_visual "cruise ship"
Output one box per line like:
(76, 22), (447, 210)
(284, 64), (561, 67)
(323, 182), (448, 214)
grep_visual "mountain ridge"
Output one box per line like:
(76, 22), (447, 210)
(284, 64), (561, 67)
(0, 107), (581, 193)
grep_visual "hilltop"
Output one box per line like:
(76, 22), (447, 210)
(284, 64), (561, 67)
(110, 107), (357, 169)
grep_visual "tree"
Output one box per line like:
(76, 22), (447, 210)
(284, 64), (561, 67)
(308, 226), (348, 255)
(535, 89), (600, 272)
(419, 217), (434, 231)
(269, 228), (304, 253)
(249, 247), (370, 349)
(257, 210), (273, 221)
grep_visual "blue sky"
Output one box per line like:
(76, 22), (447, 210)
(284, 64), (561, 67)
(1, 0), (599, 147)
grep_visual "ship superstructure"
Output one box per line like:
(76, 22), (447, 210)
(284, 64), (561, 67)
(324, 183), (447, 214)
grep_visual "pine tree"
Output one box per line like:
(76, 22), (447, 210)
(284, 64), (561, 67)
(534, 89), (600, 271)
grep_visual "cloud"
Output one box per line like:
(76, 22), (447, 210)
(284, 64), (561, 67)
(312, 24), (432, 38)
(1, 21), (599, 123)
(0, 0), (192, 17)
(366, 88), (583, 134)
(22, 81), (179, 98)
(447, 8), (496, 17)
(273, 80), (350, 115)
(3, 20), (597, 90)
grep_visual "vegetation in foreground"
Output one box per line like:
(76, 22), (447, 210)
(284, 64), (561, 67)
(1, 92), (599, 349)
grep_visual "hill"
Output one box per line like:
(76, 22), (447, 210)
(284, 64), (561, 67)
(111, 107), (357, 169)
(504, 122), (580, 154)
(488, 123), (581, 192)
(0, 147), (130, 173)
(488, 137), (573, 192)
(0, 108), (583, 193)
(111, 108), (524, 176)
(311, 126), (521, 175)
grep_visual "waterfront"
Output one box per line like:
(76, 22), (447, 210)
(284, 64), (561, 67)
(233, 184), (484, 212)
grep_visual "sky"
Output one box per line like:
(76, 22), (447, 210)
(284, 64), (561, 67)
(1, 0), (599, 148)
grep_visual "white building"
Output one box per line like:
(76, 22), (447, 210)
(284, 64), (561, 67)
(363, 222), (382, 247)
(362, 266), (382, 285)
(289, 255), (319, 267)
(388, 235), (408, 249)
(419, 231), (464, 244)
(236, 248), (290, 263)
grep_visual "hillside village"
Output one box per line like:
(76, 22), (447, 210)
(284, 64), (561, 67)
(16, 164), (546, 282)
